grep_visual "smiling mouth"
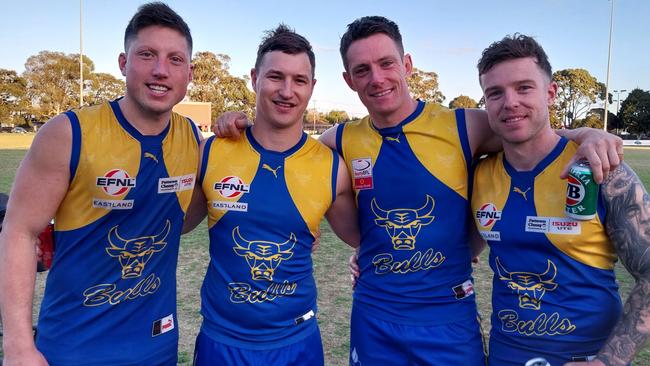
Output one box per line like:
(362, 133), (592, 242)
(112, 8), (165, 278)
(370, 88), (394, 97)
(147, 84), (169, 94)
(503, 115), (526, 123)
(273, 100), (296, 109)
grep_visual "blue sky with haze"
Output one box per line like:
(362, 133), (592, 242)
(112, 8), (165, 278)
(2, 0), (646, 117)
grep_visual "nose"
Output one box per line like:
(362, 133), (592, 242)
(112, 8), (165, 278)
(369, 65), (385, 85)
(503, 89), (519, 109)
(152, 58), (169, 78)
(278, 79), (293, 99)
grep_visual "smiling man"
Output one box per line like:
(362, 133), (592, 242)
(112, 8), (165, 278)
(0, 3), (200, 365)
(183, 25), (359, 366)
(472, 33), (650, 366)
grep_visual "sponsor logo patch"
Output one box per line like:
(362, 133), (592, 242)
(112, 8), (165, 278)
(475, 203), (502, 227)
(152, 314), (174, 337)
(525, 216), (581, 235)
(92, 199), (134, 210)
(351, 158), (373, 190)
(96, 169), (136, 196)
(158, 174), (195, 194)
(214, 176), (250, 198)
(212, 201), (248, 212)
(452, 279), (475, 299)
(479, 230), (501, 241)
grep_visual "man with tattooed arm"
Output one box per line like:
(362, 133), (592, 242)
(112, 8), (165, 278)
(471, 33), (650, 366)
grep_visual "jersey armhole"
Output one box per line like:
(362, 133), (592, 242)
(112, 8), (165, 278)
(64, 110), (82, 184)
(199, 136), (216, 185)
(330, 149), (339, 204)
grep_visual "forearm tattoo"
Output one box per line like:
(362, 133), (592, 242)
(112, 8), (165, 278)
(598, 163), (650, 366)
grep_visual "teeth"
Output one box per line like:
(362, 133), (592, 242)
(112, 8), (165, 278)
(149, 84), (169, 93)
(504, 116), (525, 123)
(372, 89), (392, 97)
(275, 101), (293, 108)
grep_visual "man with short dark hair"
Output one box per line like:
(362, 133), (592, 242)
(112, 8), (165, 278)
(0, 3), (199, 365)
(473, 33), (650, 366)
(327, 16), (624, 366)
(185, 25), (359, 366)
(215, 16), (624, 365)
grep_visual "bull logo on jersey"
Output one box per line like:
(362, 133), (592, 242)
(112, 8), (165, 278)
(105, 220), (170, 279)
(371, 195), (435, 250)
(232, 227), (296, 281)
(495, 257), (558, 310)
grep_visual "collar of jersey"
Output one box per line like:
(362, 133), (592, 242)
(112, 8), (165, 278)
(372, 99), (425, 136)
(502, 136), (569, 180)
(110, 98), (171, 145)
(245, 127), (308, 158)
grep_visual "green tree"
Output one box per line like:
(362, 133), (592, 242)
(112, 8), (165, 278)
(448, 95), (478, 109)
(553, 68), (606, 128)
(324, 110), (350, 124)
(408, 67), (444, 104)
(23, 51), (94, 119)
(86, 72), (125, 106)
(619, 88), (650, 136)
(189, 51), (255, 121)
(0, 69), (28, 124)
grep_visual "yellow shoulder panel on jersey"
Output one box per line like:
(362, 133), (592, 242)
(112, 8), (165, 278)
(339, 118), (382, 199)
(535, 142), (616, 270)
(404, 104), (469, 199)
(203, 135), (260, 228)
(56, 103), (141, 231)
(285, 137), (334, 233)
(163, 112), (200, 213)
(472, 153), (511, 231)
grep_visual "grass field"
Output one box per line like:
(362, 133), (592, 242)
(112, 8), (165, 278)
(0, 136), (649, 365)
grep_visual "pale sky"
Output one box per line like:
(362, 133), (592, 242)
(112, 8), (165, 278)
(1, 0), (646, 117)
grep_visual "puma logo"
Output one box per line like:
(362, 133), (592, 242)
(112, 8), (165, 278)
(144, 152), (158, 164)
(262, 164), (281, 178)
(385, 135), (400, 143)
(513, 186), (531, 200)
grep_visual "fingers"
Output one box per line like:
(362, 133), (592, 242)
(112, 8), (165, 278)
(213, 111), (248, 138)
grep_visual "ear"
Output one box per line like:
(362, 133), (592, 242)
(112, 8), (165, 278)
(342, 71), (356, 91)
(188, 63), (194, 83)
(118, 53), (127, 77)
(250, 68), (258, 90)
(403, 53), (413, 78)
(547, 81), (558, 106)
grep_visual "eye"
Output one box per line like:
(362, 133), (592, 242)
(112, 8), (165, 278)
(485, 90), (502, 100)
(353, 67), (368, 77)
(139, 51), (154, 59)
(170, 56), (184, 65)
(381, 60), (394, 68)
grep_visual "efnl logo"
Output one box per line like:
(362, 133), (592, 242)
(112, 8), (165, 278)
(214, 176), (250, 198)
(96, 169), (136, 196)
(476, 203), (502, 227)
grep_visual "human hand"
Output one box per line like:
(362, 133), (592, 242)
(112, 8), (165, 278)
(349, 251), (360, 288)
(311, 229), (321, 253)
(212, 111), (251, 139)
(560, 128), (623, 184)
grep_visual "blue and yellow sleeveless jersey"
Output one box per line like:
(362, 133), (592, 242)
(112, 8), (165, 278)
(336, 101), (477, 325)
(36, 100), (200, 365)
(199, 128), (337, 349)
(471, 137), (621, 358)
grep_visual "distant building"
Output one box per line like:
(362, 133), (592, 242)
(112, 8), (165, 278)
(173, 101), (212, 132)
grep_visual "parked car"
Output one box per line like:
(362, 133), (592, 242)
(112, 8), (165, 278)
(0, 126), (12, 133)
(11, 127), (27, 134)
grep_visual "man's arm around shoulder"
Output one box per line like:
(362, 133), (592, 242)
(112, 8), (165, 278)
(567, 163), (650, 366)
(0, 114), (72, 365)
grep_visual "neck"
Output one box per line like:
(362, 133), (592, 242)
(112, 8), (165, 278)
(370, 98), (419, 129)
(503, 131), (560, 171)
(117, 95), (171, 136)
(250, 120), (304, 152)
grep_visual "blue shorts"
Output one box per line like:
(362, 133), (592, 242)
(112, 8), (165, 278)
(488, 337), (600, 366)
(350, 305), (486, 366)
(193, 327), (324, 366)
